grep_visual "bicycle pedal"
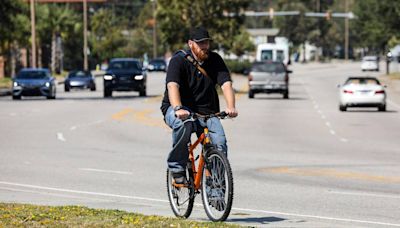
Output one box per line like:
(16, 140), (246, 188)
(195, 155), (199, 161)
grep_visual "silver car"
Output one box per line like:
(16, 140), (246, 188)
(248, 61), (292, 99)
(12, 68), (56, 100)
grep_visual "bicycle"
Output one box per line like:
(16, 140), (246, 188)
(166, 112), (234, 222)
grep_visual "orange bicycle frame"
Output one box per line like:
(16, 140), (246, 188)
(188, 128), (211, 190)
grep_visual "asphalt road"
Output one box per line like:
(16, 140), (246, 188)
(0, 62), (399, 227)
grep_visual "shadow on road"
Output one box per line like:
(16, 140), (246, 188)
(343, 109), (397, 113)
(228, 216), (287, 225)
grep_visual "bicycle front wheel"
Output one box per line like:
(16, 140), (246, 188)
(201, 149), (234, 221)
(166, 168), (194, 218)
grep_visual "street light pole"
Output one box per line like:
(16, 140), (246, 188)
(30, 0), (37, 68)
(83, 0), (88, 71)
(344, 0), (349, 60)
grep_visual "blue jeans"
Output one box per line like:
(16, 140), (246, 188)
(164, 106), (227, 173)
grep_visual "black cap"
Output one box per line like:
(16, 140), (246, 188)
(189, 27), (212, 42)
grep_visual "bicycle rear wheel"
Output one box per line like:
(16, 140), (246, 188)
(201, 149), (234, 221)
(166, 168), (194, 218)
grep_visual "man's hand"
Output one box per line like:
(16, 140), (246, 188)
(175, 109), (190, 119)
(225, 107), (238, 118)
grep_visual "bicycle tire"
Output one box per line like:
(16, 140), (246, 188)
(166, 168), (195, 218)
(201, 148), (234, 222)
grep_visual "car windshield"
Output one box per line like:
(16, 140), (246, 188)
(69, 71), (90, 78)
(17, 71), (48, 79)
(251, 63), (286, 73)
(108, 61), (140, 70)
(345, 78), (380, 85)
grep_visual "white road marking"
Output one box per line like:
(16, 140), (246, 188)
(0, 186), (111, 202)
(0, 181), (399, 227)
(330, 130), (336, 135)
(340, 138), (348, 142)
(56, 132), (66, 142)
(329, 190), (400, 199)
(325, 122), (331, 127)
(79, 168), (133, 175)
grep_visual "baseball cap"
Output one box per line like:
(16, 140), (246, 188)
(189, 26), (212, 42)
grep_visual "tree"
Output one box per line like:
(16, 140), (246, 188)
(89, 8), (127, 63)
(156, 0), (252, 54)
(0, 0), (29, 77)
(352, 0), (400, 53)
(35, 3), (80, 72)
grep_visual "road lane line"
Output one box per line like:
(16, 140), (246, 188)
(0, 181), (168, 203)
(0, 181), (399, 227)
(56, 132), (66, 142)
(79, 168), (133, 175)
(0, 186), (112, 202)
(329, 190), (400, 199)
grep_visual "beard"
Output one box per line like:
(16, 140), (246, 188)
(192, 45), (209, 62)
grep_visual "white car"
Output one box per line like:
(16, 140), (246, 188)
(361, 56), (379, 71)
(338, 77), (386, 112)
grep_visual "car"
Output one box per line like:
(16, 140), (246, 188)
(338, 76), (386, 112)
(64, 70), (96, 92)
(103, 58), (147, 97)
(248, 61), (292, 99)
(12, 68), (56, 100)
(361, 55), (379, 71)
(147, 58), (167, 72)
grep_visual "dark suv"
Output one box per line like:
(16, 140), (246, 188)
(103, 58), (147, 97)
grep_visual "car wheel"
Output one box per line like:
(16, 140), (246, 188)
(104, 88), (112, 97)
(91, 86), (96, 91)
(378, 104), (386, 112)
(339, 105), (347, 112)
(283, 90), (289, 99)
(248, 90), (254, 99)
(12, 95), (21, 100)
(65, 86), (70, 92)
(139, 89), (147, 97)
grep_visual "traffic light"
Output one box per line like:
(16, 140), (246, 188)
(269, 7), (274, 20)
(326, 10), (332, 20)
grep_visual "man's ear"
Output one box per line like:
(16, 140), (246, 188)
(188, 40), (194, 49)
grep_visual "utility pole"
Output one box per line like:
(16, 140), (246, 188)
(83, 0), (88, 71)
(344, 0), (349, 60)
(30, 0), (37, 68)
(152, 0), (157, 59)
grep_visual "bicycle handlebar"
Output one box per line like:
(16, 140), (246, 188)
(193, 111), (228, 120)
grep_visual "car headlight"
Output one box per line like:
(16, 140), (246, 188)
(45, 82), (50, 87)
(13, 82), (18, 87)
(104, 75), (113, 80)
(134, 75), (144, 80)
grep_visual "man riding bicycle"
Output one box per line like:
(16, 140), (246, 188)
(161, 26), (238, 184)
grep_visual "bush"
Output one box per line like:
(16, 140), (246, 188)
(224, 59), (252, 74)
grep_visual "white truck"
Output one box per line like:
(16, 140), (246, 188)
(256, 39), (290, 65)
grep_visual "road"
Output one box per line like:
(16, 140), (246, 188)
(0, 62), (399, 227)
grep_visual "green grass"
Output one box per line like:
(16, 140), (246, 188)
(0, 203), (242, 227)
(0, 77), (11, 89)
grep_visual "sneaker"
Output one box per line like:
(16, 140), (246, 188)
(172, 171), (187, 185)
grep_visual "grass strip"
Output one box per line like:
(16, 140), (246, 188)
(0, 77), (11, 89)
(0, 203), (242, 227)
